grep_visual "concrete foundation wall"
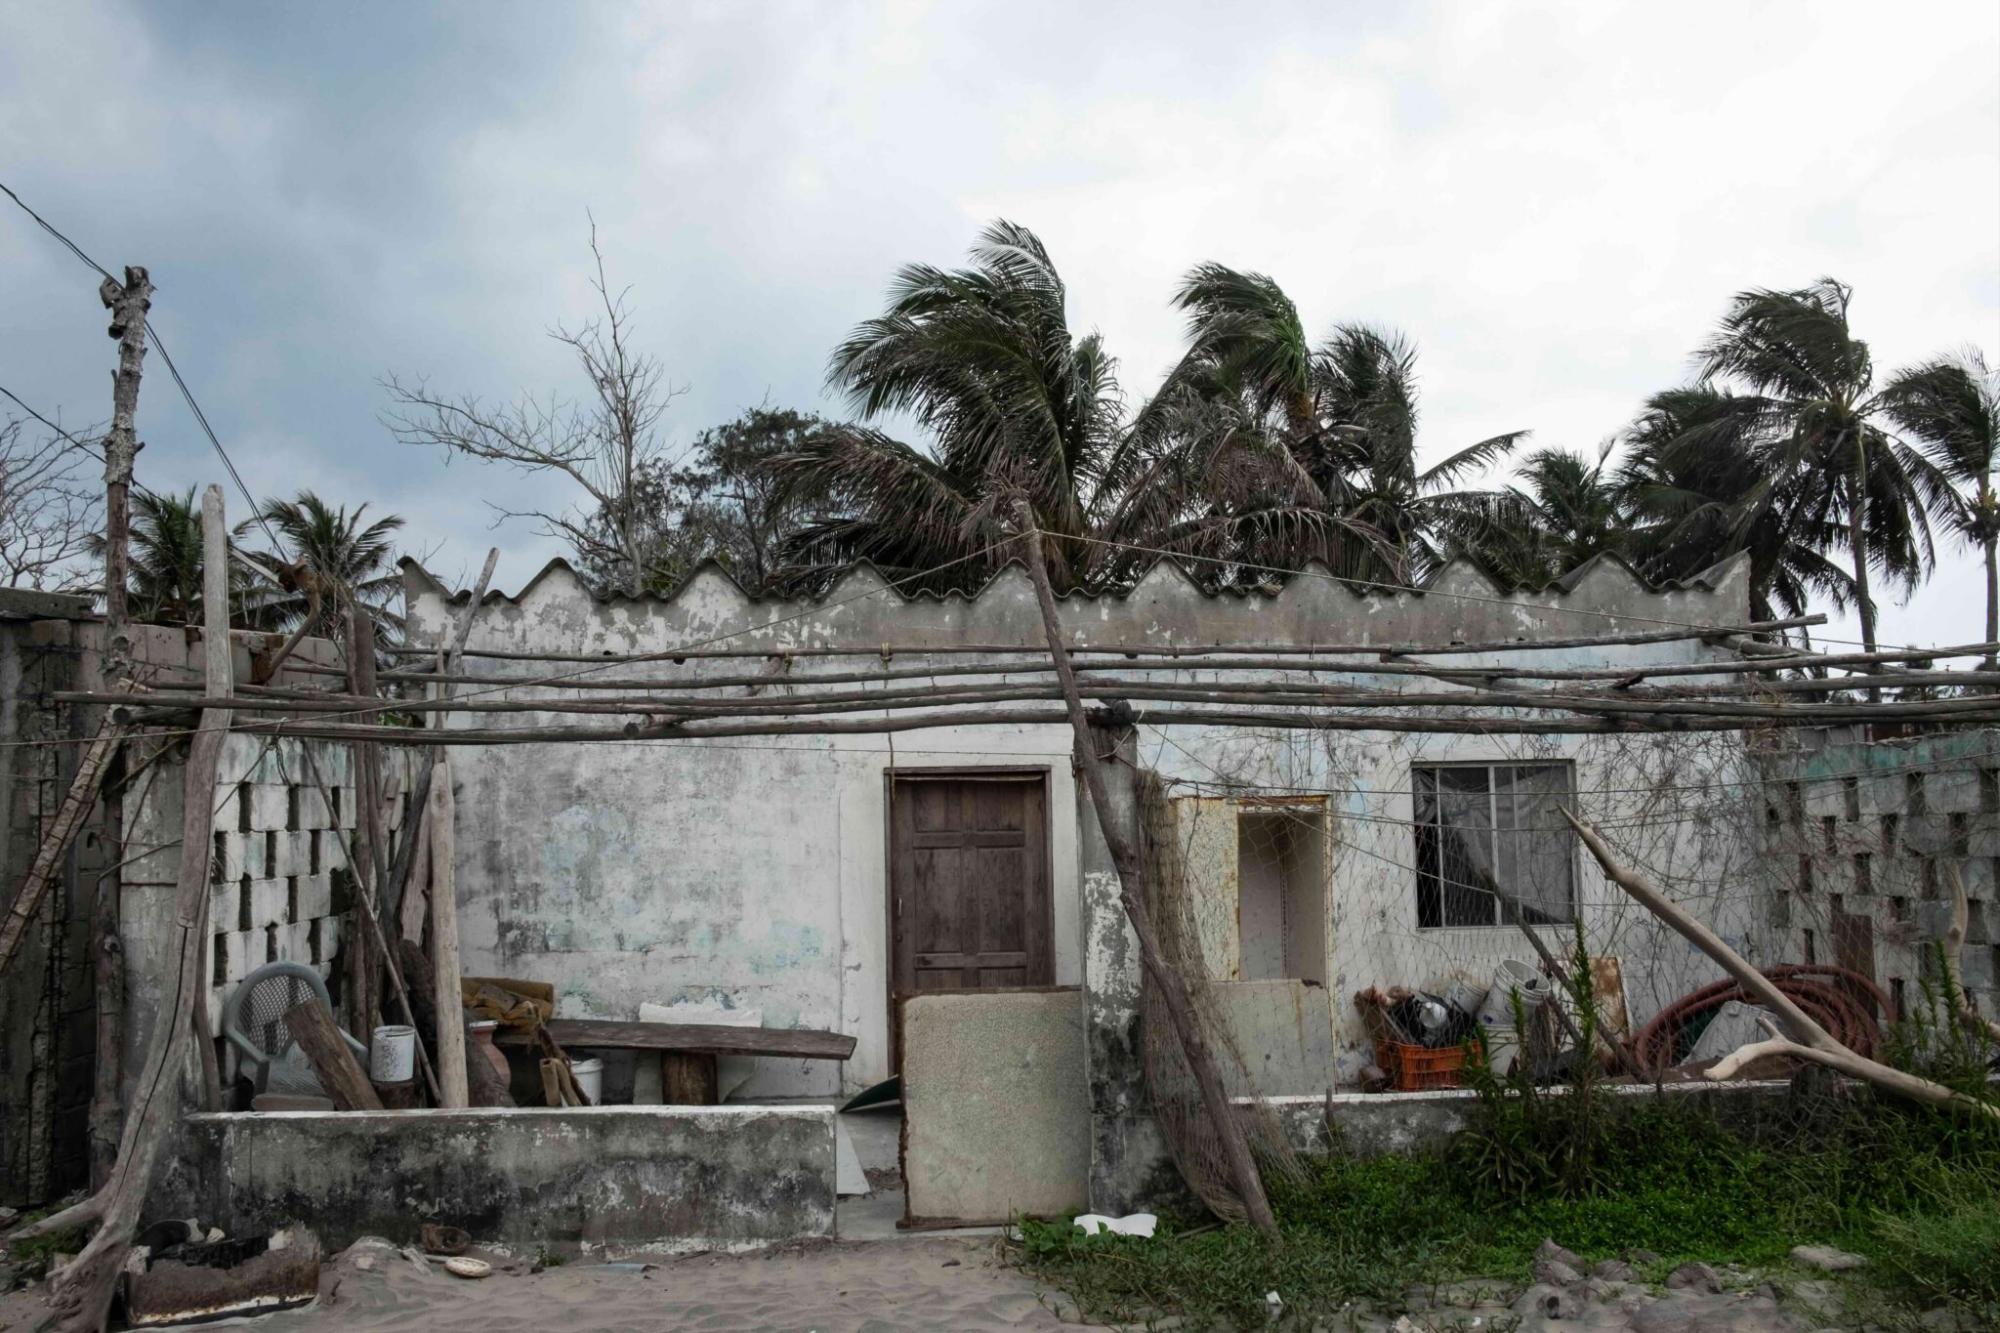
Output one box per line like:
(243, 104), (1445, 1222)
(152, 1105), (836, 1254)
(902, 988), (1089, 1224)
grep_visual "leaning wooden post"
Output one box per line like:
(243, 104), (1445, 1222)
(1014, 504), (1277, 1236)
(428, 755), (469, 1108)
(15, 484), (235, 1333)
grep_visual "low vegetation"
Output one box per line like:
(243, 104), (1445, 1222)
(1016, 959), (2000, 1330)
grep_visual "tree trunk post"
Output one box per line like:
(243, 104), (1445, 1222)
(97, 266), (151, 672)
(22, 485), (234, 1333)
(1013, 501), (1278, 1236)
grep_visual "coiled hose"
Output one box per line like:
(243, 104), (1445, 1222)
(1631, 964), (1889, 1076)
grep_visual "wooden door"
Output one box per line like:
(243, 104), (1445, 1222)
(889, 774), (1053, 1060)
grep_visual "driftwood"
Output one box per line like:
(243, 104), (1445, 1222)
(1563, 807), (1998, 1123)
(1018, 507), (1277, 1236)
(283, 996), (383, 1111)
(0, 720), (126, 975)
(12, 486), (232, 1333)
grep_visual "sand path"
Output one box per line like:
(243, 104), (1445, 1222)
(248, 1237), (1079, 1333)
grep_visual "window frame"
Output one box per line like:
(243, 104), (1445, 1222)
(1412, 760), (1579, 930)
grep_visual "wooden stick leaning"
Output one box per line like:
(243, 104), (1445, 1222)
(0, 719), (127, 974)
(10, 486), (235, 1333)
(1016, 505), (1278, 1236)
(289, 742), (443, 1106)
(1562, 807), (1999, 1122)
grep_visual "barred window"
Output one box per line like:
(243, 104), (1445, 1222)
(1414, 763), (1576, 928)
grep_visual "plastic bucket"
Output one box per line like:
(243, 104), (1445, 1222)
(370, 1025), (415, 1083)
(571, 1057), (603, 1105)
(1477, 960), (1552, 1028)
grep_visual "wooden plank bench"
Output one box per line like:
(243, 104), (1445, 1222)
(497, 1018), (855, 1105)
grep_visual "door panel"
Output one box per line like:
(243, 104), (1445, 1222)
(890, 775), (1052, 1066)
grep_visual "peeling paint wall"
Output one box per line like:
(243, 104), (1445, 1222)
(404, 550), (1759, 1103)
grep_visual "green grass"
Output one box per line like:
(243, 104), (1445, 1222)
(1013, 1091), (2000, 1330)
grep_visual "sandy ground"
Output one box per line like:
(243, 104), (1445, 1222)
(247, 1236), (1077, 1333)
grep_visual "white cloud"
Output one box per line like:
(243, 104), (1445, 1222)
(1, 0), (1993, 647)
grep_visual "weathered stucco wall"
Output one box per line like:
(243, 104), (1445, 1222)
(403, 550), (1758, 1110)
(151, 1105), (835, 1254)
(902, 987), (1089, 1224)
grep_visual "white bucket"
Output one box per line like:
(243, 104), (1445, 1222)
(369, 1025), (415, 1084)
(1485, 1025), (1524, 1077)
(571, 1057), (603, 1105)
(1477, 960), (1552, 1028)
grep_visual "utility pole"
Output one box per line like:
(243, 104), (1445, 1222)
(98, 266), (152, 669)
(93, 265), (150, 1183)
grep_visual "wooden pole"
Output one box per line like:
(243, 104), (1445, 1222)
(13, 485), (234, 1333)
(97, 266), (152, 672)
(1014, 503), (1277, 1236)
(428, 756), (468, 1108)
(344, 600), (381, 1041)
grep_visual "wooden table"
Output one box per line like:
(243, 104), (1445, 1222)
(496, 1018), (856, 1105)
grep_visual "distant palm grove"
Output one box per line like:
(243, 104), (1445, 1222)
(97, 221), (1997, 659)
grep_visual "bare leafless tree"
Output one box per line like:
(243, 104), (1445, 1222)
(0, 416), (101, 592)
(382, 220), (685, 596)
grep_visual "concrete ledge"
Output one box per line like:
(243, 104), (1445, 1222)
(1249, 1077), (1801, 1158)
(153, 1105), (835, 1255)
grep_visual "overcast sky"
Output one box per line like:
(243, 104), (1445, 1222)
(3, 2), (1996, 649)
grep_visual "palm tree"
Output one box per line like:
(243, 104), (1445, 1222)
(774, 221), (1122, 591)
(109, 487), (208, 625)
(1431, 444), (1630, 588)
(1880, 349), (1999, 647)
(1098, 264), (1523, 588)
(1683, 279), (1950, 653)
(1618, 388), (1857, 623)
(251, 492), (405, 639)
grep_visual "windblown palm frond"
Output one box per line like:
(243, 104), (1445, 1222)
(786, 220), (1122, 592)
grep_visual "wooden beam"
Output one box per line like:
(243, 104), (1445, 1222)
(494, 1017), (856, 1059)
(428, 756), (468, 1108)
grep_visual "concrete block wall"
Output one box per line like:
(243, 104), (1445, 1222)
(120, 734), (415, 1089)
(1755, 728), (2000, 1025)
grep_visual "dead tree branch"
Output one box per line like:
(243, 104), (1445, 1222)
(1563, 807), (1998, 1123)
(382, 221), (685, 596)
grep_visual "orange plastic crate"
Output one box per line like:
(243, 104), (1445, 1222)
(1375, 1039), (1478, 1091)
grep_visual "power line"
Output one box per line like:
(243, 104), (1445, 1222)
(0, 177), (281, 550)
